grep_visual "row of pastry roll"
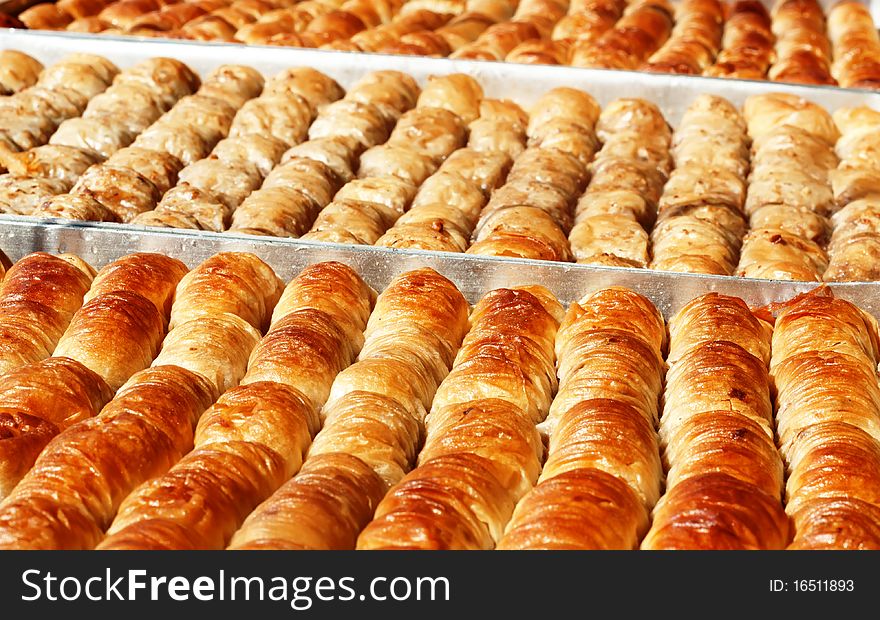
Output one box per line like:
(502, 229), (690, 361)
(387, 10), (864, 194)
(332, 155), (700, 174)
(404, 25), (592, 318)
(28, 61), (258, 224)
(771, 290), (880, 549)
(17, 0), (111, 31)
(502, 0), (625, 65)
(358, 284), (562, 549)
(569, 0), (673, 69)
(466, 87), (594, 261)
(233, 0), (406, 47)
(450, 0), (570, 62)
(648, 94), (749, 275)
(828, 1), (880, 89)
(0, 251), (188, 502)
(0, 50), (44, 96)
(642, 293), (789, 549)
(824, 107), (880, 280)
(736, 93), (839, 281)
(641, 0), (723, 75)
(374, 93), (523, 251)
(0, 56), (200, 218)
(299, 74), (473, 244)
(352, 0), (517, 56)
(0, 53), (114, 163)
(568, 97), (670, 268)
(768, 0), (836, 86)
(704, 0), (775, 80)
(98, 262), (376, 549)
(135, 66), (345, 231)
(228, 268), (469, 549)
(0, 251), (285, 548)
(217, 70), (419, 238)
(499, 288), (665, 549)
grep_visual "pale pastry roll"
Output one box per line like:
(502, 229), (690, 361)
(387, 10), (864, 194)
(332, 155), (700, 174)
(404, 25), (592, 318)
(262, 157), (339, 209)
(229, 190), (320, 238)
(528, 87), (601, 140)
(0, 357), (113, 500)
(441, 148), (511, 195)
(742, 93), (839, 145)
(142, 185), (230, 232)
(213, 135), (288, 179)
(169, 252), (283, 332)
(386, 107), (467, 163)
(262, 67), (344, 110)
(98, 382), (315, 550)
(282, 137), (359, 184)
(467, 99), (528, 160)
(84, 253), (188, 317)
(736, 229), (828, 281)
(570, 214), (650, 268)
(112, 58), (201, 110)
(416, 73), (483, 124)
(36, 53), (119, 100)
(1, 145), (105, 188)
(69, 164), (162, 223)
(0, 365), (217, 549)
(105, 147), (184, 194)
(31, 194), (120, 223)
(307, 100), (394, 151)
(468, 206), (573, 262)
(0, 51), (44, 96)
(151, 314), (261, 394)
(0, 176), (69, 215)
(228, 94), (314, 148)
(176, 158), (263, 212)
(0, 252), (95, 375)
(343, 71), (420, 124)
(356, 145), (437, 186)
(197, 64), (265, 109)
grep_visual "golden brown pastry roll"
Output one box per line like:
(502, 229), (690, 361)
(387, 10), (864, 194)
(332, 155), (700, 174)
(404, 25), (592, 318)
(0, 365), (217, 549)
(53, 290), (166, 392)
(788, 498), (880, 550)
(641, 473), (790, 550)
(169, 253), (283, 332)
(99, 381), (316, 550)
(229, 452), (385, 550)
(498, 468), (647, 550)
(152, 314), (261, 394)
(0, 252), (94, 375)
(83, 253), (188, 317)
(18, 4), (74, 30)
(0, 357), (113, 499)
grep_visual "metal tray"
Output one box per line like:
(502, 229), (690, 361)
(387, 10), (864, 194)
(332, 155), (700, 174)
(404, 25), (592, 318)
(1, 217), (876, 319)
(2, 29), (880, 124)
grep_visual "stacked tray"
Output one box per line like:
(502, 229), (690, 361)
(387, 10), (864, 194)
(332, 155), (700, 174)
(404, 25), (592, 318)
(2, 28), (880, 551)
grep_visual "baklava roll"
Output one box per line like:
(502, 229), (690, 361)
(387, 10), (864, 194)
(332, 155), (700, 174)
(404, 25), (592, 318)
(570, 0), (674, 69)
(0, 145), (104, 188)
(550, 0), (626, 49)
(705, 0), (774, 80)
(231, 269), (468, 550)
(770, 290), (880, 548)
(825, 108), (880, 281)
(31, 194), (120, 223)
(642, 294), (787, 550)
(358, 286), (560, 549)
(570, 97), (669, 268)
(100, 262), (374, 550)
(642, 0), (723, 75)
(769, 0), (836, 85)
(0, 365), (218, 549)
(168, 252), (283, 332)
(651, 96), (749, 275)
(104, 147), (184, 195)
(36, 53), (119, 100)
(737, 94), (838, 280)
(0, 252), (96, 375)
(499, 288), (663, 549)
(83, 252), (188, 316)
(0, 51), (44, 96)
(828, 1), (880, 89)
(0, 356), (113, 500)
